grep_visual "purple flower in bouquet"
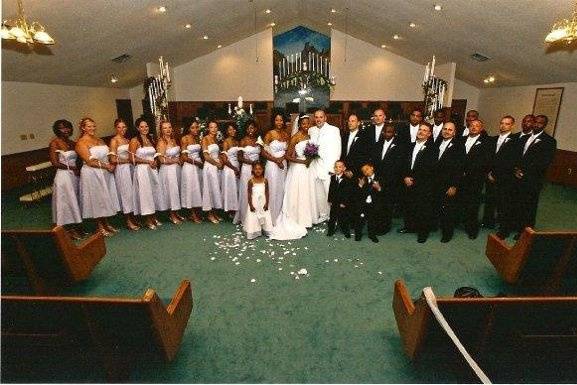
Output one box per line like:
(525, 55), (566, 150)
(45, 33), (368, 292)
(303, 142), (319, 159)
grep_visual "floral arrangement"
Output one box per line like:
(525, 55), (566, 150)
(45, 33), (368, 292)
(229, 96), (254, 139)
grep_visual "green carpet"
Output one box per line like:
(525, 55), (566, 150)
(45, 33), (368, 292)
(2, 183), (577, 383)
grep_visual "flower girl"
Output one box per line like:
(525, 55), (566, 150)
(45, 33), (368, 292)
(243, 162), (273, 239)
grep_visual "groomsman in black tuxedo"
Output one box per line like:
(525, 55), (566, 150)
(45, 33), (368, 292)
(431, 110), (446, 146)
(461, 109), (479, 137)
(399, 123), (439, 243)
(512, 114), (535, 141)
(459, 119), (491, 239)
(372, 123), (405, 234)
(435, 122), (465, 242)
(498, 114), (557, 239)
(396, 108), (424, 145)
(327, 160), (353, 238)
(360, 108), (387, 152)
(341, 113), (369, 176)
(482, 115), (518, 229)
(355, 163), (383, 243)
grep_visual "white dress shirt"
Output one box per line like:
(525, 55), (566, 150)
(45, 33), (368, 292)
(465, 135), (480, 154)
(409, 124), (419, 143)
(495, 132), (511, 153)
(432, 123), (443, 142)
(411, 140), (426, 169)
(381, 138), (394, 160)
(346, 129), (358, 155)
(374, 124), (384, 143)
(523, 131), (543, 155)
(438, 138), (452, 160)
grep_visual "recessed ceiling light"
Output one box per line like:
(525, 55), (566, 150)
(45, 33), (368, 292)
(331, 8), (337, 13)
(184, 24), (192, 29)
(110, 75), (118, 84)
(265, 9), (271, 14)
(217, 44), (222, 48)
(488, 75), (495, 82)
(203, 35), (209, 40)
(393, 34), (400, 40)
(381, 44), (387, 48)
(156, 6), (167, 13)
(409, 22), (416, 28)
(434, 4), (442, 11)
(327, 22), (333, 26)
(483, 79), (489, 84)
(483, 75), (496, 84)
(269, 22), (276, 27)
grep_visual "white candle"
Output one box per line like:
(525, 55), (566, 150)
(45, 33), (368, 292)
(431, 55), (435, 77)
(274, 75), (279, 85)
(237, 96), (243, 109)
(228, 104), (232, 114)
(249, 104), (253, 115)
(278, 62), (281, 77)
(303, 61), (307, 71)
(165, 62), (170, 83)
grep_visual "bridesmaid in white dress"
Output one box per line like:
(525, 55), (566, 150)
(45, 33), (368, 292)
(75, 118), (120, 237)
(243, 162), (273, 239)
(233, 121), (261, 224)
(109, 118), (140, 231)
(221, 123), (240, 218)
(157, 121), (184, 224)
(270, 115), (314, 240)
(262, 113), (289, 225)
(129, 118), (162, 230)
(180, 119), (203, 223)
(49, 119), (83, 239)
(201, 121), (224, 223)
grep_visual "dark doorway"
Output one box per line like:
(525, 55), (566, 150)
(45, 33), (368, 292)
(116, 99), (134, 130)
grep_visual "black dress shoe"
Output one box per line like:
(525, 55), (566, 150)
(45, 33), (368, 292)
(355, 235), (362, 241)
(440, 235), (452, 243)
(468, 233), (478, 240)
(369, 236), (379, 243)
(344, 232), (351, 238)
(397, 227), (410, 234)
(481, 222), (495, 229)
(326, 230), (335, 237)
(417, 235), (428, 243)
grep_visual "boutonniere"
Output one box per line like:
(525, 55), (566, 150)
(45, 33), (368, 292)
(448, 143), (453, 148)
(504, 137), (511, 142)
(535, 138), (541, 143)
(475, 141), (482, 146)
(353, 136), (359, 142)
(391, 143), (396, 148)
(419, 145), (426, 152)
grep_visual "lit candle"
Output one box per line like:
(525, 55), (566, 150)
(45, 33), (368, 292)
(228, 103), (232, 114)
(165, 62), (170, 83)
(237, 96), (243, 109)
(431, 55), (435, 77)
(303, 61), (307, 71)
(274, 75), (279, 85)
(249, 104), (253, 115)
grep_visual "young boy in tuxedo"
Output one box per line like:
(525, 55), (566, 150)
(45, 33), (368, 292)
(327, 160), (352, 237)
(355, 162), (383, 243)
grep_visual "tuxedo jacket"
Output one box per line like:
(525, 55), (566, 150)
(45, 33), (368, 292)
(372, 137), (405, 193)
(328, 174), (353, 208)
(356, 175), (383, 210)
(486, 133), (519, 183)
(402, 142), (439, 193)
(516, 132), (557, 187)
(459, 135), (491, 190)
(435, 139), (465, 191)
(396, 122), (419, 146)
(341, 130), (370, 174)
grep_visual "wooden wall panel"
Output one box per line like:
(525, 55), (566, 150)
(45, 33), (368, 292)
(547, 149), (577, 187)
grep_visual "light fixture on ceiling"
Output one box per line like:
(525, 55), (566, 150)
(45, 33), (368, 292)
(184, 23), (192, 29)
(265, 9), (271, 14)
(327, 22), (333, 26)
(110, 75), (118, 84)
(545, 1), (577, 44)
(393, 34), (400, 40)
(203, 35), (209, 40)
(409, 22), (416, 28)
(381, 44), (387, 48)
(483, 75), (495, 84)
(269, 22), (276, 27)
(1, 0), (54, 45)
(156, 6), (167, 13)
(434, 4), (442, 11)
(331, 8), (337, 13)
(217, 44), (222, 48)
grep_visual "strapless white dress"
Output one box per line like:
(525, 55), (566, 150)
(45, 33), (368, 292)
(52, 150), (82, 226)
(79, 145), (120, 218)
(158, 145), (182, 211)
(222, 146), (240, 211)
(132, 146), (161, 216)
(233, 145), (260, 224)
(114, 144), (135, 214)
(264, 139), (287, 225)
(202, 143), (223, 211)
(181, 144), (203, 208)
(243, 181), (273, 239)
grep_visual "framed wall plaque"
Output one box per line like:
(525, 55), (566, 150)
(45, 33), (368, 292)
(532, 87), (564, 137)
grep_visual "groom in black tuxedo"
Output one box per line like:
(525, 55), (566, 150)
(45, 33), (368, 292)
(327, 160), (353, 238)
(341, 113), (369, 176)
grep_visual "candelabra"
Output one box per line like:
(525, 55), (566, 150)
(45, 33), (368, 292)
(147, 56), (171, 124)
(274, 52), (336, 94)
(422, 55), (447, 120)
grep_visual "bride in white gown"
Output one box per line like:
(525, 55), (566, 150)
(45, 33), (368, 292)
(269, 115), (315, 240)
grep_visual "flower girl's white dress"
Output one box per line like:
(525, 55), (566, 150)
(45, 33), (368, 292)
(243, 180), (273, 239)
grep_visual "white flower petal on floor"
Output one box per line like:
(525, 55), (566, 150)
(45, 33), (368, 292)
(250, 278), (256, 283)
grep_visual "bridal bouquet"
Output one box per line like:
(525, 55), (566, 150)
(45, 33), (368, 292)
(304, 142), (319, 160)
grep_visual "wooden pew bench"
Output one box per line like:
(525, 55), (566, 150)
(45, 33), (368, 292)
(1, 280), (193, 382)
(485, 227), (577, 294)
(393, 279), (577, 383)
(1, 226), (106, 295)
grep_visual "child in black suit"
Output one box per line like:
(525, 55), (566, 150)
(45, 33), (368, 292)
(327, 160), (352, 237)
(355, 163), (383, 243)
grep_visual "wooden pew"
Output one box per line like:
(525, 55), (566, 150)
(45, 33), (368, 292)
(1, 280), (193, 382)
(485, 227), (577, 294)
(1, 226), (106, 295)
(393, 279), (577, 383)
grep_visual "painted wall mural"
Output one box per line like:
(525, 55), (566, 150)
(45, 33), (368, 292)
(273, 26), (333, 112)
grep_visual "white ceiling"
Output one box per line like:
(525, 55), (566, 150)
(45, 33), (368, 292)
(2, 0), (576, 89)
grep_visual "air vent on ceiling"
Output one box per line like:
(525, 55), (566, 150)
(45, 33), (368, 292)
(470, 52), (491, 62)
(111, 54), (131, 64)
